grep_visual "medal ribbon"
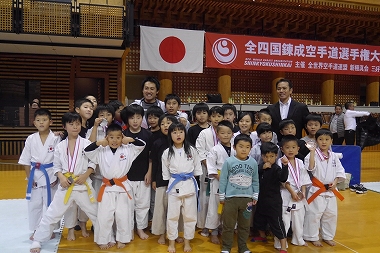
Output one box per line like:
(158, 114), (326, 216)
(67, 138), (80, 173)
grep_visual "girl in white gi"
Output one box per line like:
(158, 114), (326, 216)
(205, 120), (235, 244)
(30, 112), (98, 253)
(195, 106), (224, 237)
(84, 123), (145, 249)
(163, 123), (203, 253)
(304, 129), (346, 247)
(274, 135), (311, 249)
(19, 109), (61, 240)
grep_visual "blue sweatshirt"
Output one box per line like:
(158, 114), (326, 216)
(219, 155), (259, 201)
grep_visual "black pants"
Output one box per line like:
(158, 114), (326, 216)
(344, 130), (355, 145)
(332, 133), (345, 145)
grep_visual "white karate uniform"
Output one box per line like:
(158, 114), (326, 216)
(274, 158), (311, 248)
(32, 137), (97, 244)
(195, 127), (218, 228)
(19, 131), (61, 231)
(162, 146), (202, 240)
(205, 143), (235, 230)
(85, 141), (145, 245)
(303, 151), (346, 241)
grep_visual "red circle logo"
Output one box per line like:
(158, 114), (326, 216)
(159, 36), (186, 63)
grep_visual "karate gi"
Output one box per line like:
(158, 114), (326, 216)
(162, 146), (202, 240)
(274, 158), (311, 248)
(195, 127), (218, 228)
(303, 150), (346, 242)
(19, 130), (61, 231)
(85, 139), (145, 245)
(32, 136), (97, 244)
(205, 143), (235, 230)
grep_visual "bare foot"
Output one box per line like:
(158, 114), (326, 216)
(30, 241), (41, 253)
(311, 240), (323, 247)
(67, 228), (75, 241)
(117, 241), (126, 249)
(137, 228), (149, 240)
(30, 231), (35, 240)
(302, 242), (308, 246)
(168, 240), (176, 253)
(158, 234), (166, 245)
(175, 236), (184, 243)
(98, 244), (109, 249)
(79, 221), (89, 237)
(210, 235), (220, 244)
(323, 239), (336, 246)
(108, 242), (116, 248)
(184, 239), (192, 252)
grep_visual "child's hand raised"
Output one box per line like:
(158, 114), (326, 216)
(97, 138), (108, 147)
(122, 136), (135, 144)
(93, 117), (103, 127)
(280, 156), (289, 166)
(305, 141), (316, 152)
(263, 162), (272, 169)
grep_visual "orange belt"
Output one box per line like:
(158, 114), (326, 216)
(307, 176), (344, 204)
(97, 175), (131, 202)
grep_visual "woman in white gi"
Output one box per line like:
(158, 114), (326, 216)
(162, 123), (203, 253)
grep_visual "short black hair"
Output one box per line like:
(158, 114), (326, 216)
(276, 78), (293, 89)
(34, 108), (52, 120)
(108, 100), (124, 111)
(304, 113), (323, 126)
(315, 128), (333, 139)
(256, 122), (272, 136)
(217, 120), (234, 132)
(222, 103), (237, 116)
(141, 76), (160, 91)
(257, 108), (272, 120)
(95, 104), (115, 118)
(209, 106), (224, 117)
(120, 104), (144, 124)
(281, 134), (299, 146)
(146, 105), (164, 120)
(237, 111), (253, 123)
(344, 102), (353, 110)
(164, 94), (181, 105)
(279, 118), (296, 131)
(106, 123), (123, 134)
(158, 114), (179, 126)
(192, 102), (209, 119)
(260, 142), (279, 155)
(62, 112), (81, 126)
(335, 104), (343, 109)
(75, 98), (93, 109)
(234, 133), (252, 147)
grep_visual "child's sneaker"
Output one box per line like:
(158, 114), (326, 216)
(355, 184), (368, 194)
(349, 184), (359, 192)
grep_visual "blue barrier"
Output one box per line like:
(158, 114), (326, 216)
(332, 145), (361, 185)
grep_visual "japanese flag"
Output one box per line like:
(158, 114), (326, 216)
(140, 26), (205, 73)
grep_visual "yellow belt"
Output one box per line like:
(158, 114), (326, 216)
(63, 172), (95, 204)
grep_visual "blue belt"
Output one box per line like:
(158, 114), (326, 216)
(26, 162), (54, 206)
(166, 172), (200, 211)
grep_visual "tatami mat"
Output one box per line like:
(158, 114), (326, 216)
(362, 182), (380, 193)
(0, 199), (63, 253)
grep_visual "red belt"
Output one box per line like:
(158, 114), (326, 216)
(307, 176), (344, 204)
(97, 175), (131, 202)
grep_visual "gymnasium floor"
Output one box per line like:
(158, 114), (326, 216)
(1, 152), (380, 253)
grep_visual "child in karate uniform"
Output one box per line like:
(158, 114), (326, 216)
(84, 123), (145, 249)
(30, 112), (97, 253)
(162, 123), (202, 253)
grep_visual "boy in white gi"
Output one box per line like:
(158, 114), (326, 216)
(19, 109), (61, 240)
(219, 134), (259, 253)
(195, 106), (224, 237)
(274, 135), (311, 249)
(120, 104), (152, 240)
(162, 123), (202, 253)
(84, 123), (145, 249)
(304, 129), (346, 247)
(30, 112), (98, 253)
(205, 120), (235, 244)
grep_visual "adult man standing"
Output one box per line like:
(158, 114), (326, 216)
(343, 101), (370, 145)
(267, 78), (310, 140)
(329, 104), (345, 145)
(131, 76), (166, 129)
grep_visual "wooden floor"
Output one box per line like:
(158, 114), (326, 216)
(1, 152), (380, 253)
